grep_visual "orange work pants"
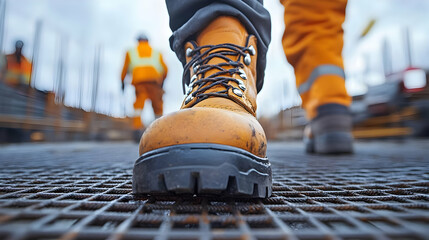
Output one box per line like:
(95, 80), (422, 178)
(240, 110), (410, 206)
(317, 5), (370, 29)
(132, 82), (164, 129)
(281, 0), (351, 119)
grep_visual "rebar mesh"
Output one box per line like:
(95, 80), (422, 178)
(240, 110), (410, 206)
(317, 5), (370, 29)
(0, 141), (428, 240)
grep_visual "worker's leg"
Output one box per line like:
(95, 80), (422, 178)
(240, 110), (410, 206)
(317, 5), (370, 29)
(133, 1), (273, 198)
(146, 83), (164, 119)
(281, 0), (353, 153)
(132, 84), (147, 130)
(282, 0), (350, 119)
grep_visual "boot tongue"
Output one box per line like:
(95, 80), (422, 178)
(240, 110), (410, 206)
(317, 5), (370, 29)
(193, 17), (247, 93)
(196, 16), (246, 47)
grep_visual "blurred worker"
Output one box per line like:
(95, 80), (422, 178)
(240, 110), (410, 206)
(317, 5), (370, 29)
(4, 40), (32, 87)
(132, 0), (352, 198)
(121, 33), (168, 142)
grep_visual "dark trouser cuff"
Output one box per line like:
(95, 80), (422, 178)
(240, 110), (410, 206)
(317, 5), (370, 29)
(315, 103), (350, 120)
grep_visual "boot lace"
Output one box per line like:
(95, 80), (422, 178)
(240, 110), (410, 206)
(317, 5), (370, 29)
(182, 37), (255, 106)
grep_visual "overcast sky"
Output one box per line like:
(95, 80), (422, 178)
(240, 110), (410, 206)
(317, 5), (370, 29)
(3, 0), (429, 121)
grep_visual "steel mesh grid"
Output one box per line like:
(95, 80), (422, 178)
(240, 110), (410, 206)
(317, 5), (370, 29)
(0, 141), (428, 240)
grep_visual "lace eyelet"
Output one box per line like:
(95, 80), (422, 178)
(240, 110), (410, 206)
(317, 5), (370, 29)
(244, 53), (251, 65)
(248, 45), (256, 55)
(238, 69), (247, 80)
(185, 82), (194, 95)
(232, 88), (243, 97)
(193, 64), (200, 72)
(186, 48), (193, 57)
(185, 94), (194, 104)
(236, 79), (246, 91)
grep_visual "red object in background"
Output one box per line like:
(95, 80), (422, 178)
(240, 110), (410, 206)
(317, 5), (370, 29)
(400, 67), (427, 93)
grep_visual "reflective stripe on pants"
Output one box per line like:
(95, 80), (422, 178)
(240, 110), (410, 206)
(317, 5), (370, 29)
(298, 64), (345, 94)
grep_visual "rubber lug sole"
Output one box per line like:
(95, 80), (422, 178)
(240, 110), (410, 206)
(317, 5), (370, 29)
(133, 144), (272, 198)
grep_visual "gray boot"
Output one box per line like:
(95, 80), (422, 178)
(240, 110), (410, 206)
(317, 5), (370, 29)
(304, 104), (354, 154)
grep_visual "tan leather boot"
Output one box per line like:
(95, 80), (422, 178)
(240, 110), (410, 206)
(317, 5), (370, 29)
(133, 16), (272, 198)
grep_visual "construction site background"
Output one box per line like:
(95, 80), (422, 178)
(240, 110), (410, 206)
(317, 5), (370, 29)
(1, 0), (429, 143)
(0, 0), (136, 143)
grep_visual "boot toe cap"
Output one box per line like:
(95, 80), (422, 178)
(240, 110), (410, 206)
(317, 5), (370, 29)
(139, 107), (267, 157)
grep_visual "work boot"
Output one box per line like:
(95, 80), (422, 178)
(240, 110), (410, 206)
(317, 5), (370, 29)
(304, 104), (354, 154)
(132, 16), (272, 198)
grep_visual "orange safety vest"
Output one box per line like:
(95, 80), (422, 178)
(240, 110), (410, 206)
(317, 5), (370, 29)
(5, 53), (32, 86)
(127, 45), (164, 85)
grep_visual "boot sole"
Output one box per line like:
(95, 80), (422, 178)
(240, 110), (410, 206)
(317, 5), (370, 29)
(305, 131), (354, 154)
(132, 143), (272, 198)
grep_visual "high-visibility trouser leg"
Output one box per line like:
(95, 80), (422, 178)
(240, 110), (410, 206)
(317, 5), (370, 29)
(132, 109), (144, 130)
(281, 0), (351, 119)
(133, 85), (148, 130)
(145, 83), (164, 118)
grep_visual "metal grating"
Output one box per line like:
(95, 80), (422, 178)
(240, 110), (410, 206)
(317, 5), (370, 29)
(0, 141), (428, 240)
